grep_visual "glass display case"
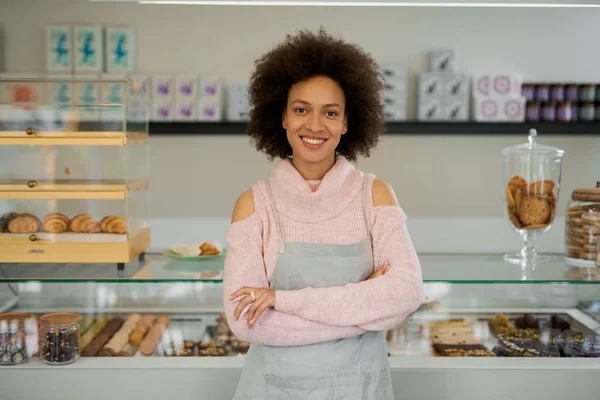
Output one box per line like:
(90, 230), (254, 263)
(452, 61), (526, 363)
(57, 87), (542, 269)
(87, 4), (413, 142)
(0, 254), (598, 400)
(0, 77), (150, 269)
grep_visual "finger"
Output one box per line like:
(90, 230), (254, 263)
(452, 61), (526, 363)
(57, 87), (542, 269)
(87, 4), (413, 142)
(249, 297), (272, 326)
(245, 291), (265, 323)
(230, 287), (251, 300)
(233, 294), (253, 320)
(248, 296), (269, 326)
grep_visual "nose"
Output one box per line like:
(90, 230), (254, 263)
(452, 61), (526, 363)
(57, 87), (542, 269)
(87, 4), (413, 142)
(306, 112), (325, 133)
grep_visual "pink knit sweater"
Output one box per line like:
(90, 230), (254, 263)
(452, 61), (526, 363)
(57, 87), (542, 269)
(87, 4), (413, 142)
(223, 156), (423, 346)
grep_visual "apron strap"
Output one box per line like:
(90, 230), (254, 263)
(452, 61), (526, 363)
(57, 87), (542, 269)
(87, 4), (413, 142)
(362, 174), (373, 244)
(265, 180), (287, 254)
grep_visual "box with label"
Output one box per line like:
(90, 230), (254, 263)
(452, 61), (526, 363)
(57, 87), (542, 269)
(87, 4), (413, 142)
(74, 25), (103, 74)
(418, 73), (443, 103)
(418, 100), (444, 121)
(443, 74), (469, 102)
(48, 77), (75, 105)
(0, 74), (46, 105)
(380, 64), (406, 83)
(384, 104), (407, 121)
(199, 76), (222, 98)
(75, 78), (101, 121)
(473, 73), (522, 97)
(443, 100), (469, 121)
(100, 75), (126, 121)
(175, 102), (196, 121)
(152, 101), (172, 121)
(47, 25), (73, 73)
(127, 74), (150, 101)
(226, 83), (249, 121)
(105, 27), (135, 74)
(472, 95), (525, 122)
(429, 50), (455, 73)
(382, 89), (406, 107)
(127, 100), (148, 123)
(175, 75), (198, 101)
(198, 97), (221, 121)
(152, 75), (174, 101)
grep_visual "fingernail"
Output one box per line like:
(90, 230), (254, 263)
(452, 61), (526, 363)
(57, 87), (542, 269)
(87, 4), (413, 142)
(233, 316), (237, 320)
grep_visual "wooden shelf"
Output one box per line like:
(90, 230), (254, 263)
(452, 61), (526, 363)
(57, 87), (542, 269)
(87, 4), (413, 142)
(148, 121), (600, 135)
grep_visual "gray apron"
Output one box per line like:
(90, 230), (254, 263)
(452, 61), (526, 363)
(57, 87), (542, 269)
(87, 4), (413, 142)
(232, 176), (394, 400)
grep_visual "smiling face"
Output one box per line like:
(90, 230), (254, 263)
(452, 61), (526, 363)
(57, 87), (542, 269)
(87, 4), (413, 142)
(283, 75), (348, 166)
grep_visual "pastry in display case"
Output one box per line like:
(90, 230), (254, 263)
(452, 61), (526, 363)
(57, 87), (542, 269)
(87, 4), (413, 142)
(0, 76), (150, 269)
(564, 181), (600, 268)
(502, 128), (564, 265)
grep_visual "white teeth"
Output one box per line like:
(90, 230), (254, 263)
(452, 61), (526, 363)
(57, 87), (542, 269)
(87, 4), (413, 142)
(302, 137), (325, 145)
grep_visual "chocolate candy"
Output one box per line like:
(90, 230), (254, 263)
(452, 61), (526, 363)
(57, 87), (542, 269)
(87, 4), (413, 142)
(41, 329), (79, 364)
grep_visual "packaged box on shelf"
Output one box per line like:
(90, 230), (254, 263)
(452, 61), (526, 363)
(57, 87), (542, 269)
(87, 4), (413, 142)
(46, 25), (73, 73)
(199, 76), (222, 98)
(443, 74), (469, 102)
(384, 104), (407, 121)
(382, 89), (406, 106)
(105, 26), (135, 74)
(473, 73), (522, 97)
(417, 100), (444, 121)
(73, 25), (103, 74)
(429, 49), (455, 73)
(126, 100), (148, 123)
(0, 73), (46, 105)
(151, 74), (174, 101)
(175, 75), (198, 102)
(175, 102), (196, 121)
(198, 97), (222, 121)
(100, 75), (126, 121)
(152, 101), (173, 121)
(472, 95), (526, 122)
(444, 100), (469, 121)
(379, 64), (406, 83)
(47, 76), (75, 105)
(75, 77), (101, 121)
(127, 74), (150, 101)
(418, 73), (443, 103)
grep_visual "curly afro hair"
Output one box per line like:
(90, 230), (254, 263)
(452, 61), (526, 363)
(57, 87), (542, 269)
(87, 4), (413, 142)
(246, 28), (386, 162)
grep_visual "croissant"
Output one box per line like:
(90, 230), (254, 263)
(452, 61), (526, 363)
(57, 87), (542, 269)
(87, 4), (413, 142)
(100, 216), (127, 234)
(0, 212), (19, 233)
(42, 213), (69, 233)
(69, 214), (102, 233)
(8, 213), (41, 234)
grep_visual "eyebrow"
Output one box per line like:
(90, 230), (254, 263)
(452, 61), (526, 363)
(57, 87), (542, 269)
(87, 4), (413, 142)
(291, 99), (342, 108)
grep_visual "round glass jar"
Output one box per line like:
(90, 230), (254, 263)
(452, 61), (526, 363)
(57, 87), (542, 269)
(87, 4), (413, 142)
(502, 129), (565, 265)
(565, 182), (600, 268)
(39, 312), (81, 365)
(0, 313), (33, 365)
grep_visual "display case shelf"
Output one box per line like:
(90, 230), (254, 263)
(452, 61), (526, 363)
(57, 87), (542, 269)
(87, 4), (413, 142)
(0, 131), (147, 146)
(0, 179), (149, 200)
(0, 253), (598, 283)
(148, 121), (600, 135)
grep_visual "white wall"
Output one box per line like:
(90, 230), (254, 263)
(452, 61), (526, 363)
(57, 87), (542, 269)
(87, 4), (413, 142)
(1, 0), (599, 252)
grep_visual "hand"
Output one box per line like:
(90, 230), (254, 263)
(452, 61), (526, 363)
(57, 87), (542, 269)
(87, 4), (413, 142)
(368, 261), (390, 280)
(229, 287), (276, 327)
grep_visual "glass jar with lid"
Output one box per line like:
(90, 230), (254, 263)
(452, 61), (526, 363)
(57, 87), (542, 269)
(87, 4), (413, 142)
(564, 181), (600, 268)
(502, 129), (565, 265)
(39, 312), (81, 365)
(0, 312), (36, 365)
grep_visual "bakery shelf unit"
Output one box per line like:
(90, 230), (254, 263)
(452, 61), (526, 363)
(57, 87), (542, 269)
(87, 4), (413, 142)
(0, 77), (150, 269)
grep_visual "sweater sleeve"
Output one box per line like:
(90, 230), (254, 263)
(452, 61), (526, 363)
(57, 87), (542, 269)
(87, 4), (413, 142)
(274, 205), (423, 330)
(223, 207), (367, 347)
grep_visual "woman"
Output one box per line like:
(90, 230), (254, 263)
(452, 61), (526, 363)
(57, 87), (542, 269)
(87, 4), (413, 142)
(223, 28), (423, 400)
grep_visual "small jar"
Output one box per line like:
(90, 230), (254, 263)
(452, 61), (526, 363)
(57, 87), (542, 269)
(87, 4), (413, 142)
(596, 86), (600, 102)
(595, 102), (600, 121)
(39, 312), (80, 365)
(565, 182), (600, 267)
(0, 313), (31, 365)
(522, 84), (536, 101)
(556, 102), (572, 122)
(550, 84), (565, 102)
(571, 103), (579, 121)
(579, 84), (596, 102)
(541, 102), (556, 121)
(579, 102), (595, 121)
(525, 101), (541, 121)
(535, 84), (550, 102)
(566, 84), (579, 102)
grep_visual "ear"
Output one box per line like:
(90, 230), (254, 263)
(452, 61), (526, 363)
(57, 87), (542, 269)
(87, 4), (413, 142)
(341, 114), (348, 135)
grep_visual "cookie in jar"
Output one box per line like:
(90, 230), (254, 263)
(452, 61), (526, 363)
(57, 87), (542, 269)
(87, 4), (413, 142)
(564, 181), (600, 267)
(505, 176), (558, 231)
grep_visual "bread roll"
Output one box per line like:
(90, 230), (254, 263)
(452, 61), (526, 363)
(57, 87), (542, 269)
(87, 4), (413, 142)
(42, 213), (69, 233)
(69, 214), (101, 233)
(0, 212), (18, 233)
(100, 216), (127, 234)
(8, 214), (41, 233)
